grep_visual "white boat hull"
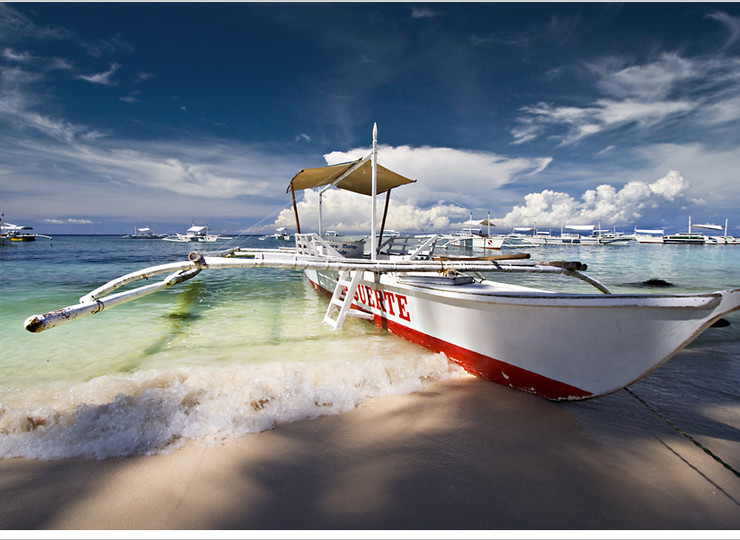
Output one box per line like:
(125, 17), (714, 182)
(634, 235), (664, 244)
(305, 268), (740, 401)
(471, 236), (504, 250)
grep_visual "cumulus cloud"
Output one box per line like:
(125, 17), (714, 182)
(274, 188), (469, 234)
(269, 144), (553, 234)
(493, 171), (690, 228)
(324, 144), (552, 207)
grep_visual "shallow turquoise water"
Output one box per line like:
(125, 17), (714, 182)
(1, 235), (738, 460)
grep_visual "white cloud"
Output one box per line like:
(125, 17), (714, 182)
(324, 144), (552, 208)
(594, 53), (696, 100)
(2, 47), (32, 62)
(56, 142), (280, 199)
(513, 52), (740, 145)
(78, 63), (121, 86)
(268, 144), (553, 234)
(514, 98), (692, 145)
(42, 218), (94, 224)
(636, 142), (740, 207)
(707, 11), (740, 46)
(274, 188), (469, 234)
(0, 3), (69, 42)
(695, 86), (740, 126)
(493, 171), (690, 228)
(411, 7), (438, 19)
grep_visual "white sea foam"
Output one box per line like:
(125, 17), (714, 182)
(0, 352), (465, 461)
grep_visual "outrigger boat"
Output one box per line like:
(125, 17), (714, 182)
(163, 224), (229, 243)
(22, 125), (740, 401)
(0, 216), (52, 243)
(121, 226), (167, 240)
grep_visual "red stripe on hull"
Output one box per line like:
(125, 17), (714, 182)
(308, 278), (592, 401)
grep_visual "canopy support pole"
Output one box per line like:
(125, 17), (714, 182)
(291, 186), (301, 234)
(315, 152), (374, 238)
(377, 189), (391, 255)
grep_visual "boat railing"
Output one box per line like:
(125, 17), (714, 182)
(295, 232), (439, 261)
(295, 233), (345, 258)
(377, 234), (438, 260)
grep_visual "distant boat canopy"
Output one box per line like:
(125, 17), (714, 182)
(693, 223), (724, 231)
(635, 229), (664, 235)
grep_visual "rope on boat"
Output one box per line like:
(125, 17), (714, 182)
(624, 387), (740, 479)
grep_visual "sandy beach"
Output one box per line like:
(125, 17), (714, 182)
(1, 371), (738, 532)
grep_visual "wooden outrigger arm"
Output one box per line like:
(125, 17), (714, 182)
(23, 246), (610, 334)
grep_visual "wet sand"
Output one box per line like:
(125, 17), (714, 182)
(0, 369), (739, 531)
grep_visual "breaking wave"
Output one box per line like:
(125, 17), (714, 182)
(0, 353), (464, 461)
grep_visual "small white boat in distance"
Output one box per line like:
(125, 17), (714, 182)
(634, 228), (665, 244)
(503, 227), (548, 247)
(23, 125), (740, 402)
(259, 227), (292, 241)
(163, 224), (230, 243)
(441, 216), (505, 250)
(694, 219), (738, 245)
(121, 227), (167, 240)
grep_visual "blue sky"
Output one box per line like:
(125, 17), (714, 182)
(2, 2), (740, 236)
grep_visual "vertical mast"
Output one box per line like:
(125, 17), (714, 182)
(371, 123), (378, 261)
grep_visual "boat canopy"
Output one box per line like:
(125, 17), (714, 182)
(1, 222), (33, 231)
(635, 228), (664, 235)
(463, 218), (497, 227)
(693, 223), (724, 231)
(287, 157), (415, 196)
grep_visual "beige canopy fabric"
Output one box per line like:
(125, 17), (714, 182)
(287, 157), (415, 196)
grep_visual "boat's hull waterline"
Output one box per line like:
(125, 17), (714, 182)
(306, 268), (740, 400)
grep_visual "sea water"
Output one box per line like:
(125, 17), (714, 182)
(1, 235), (738, 460)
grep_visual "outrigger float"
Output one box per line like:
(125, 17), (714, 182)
(24, 125), (740, 401)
